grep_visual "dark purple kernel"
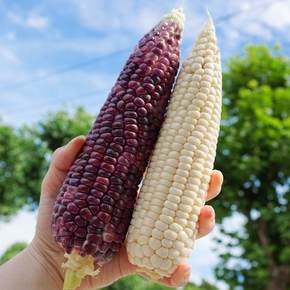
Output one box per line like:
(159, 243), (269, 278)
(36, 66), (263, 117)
(88, 196), (101, 205)
(112, 121), (123, 129)
(80, 178), (93, 187)
(67, 203), (79, 214)
(103, 196), (115, 205)
(125, 102), (137, 110)
(74, 165), (84, 173)
(100, 203), (113, 213)
(113, 137), (125, 146)
(106, 148), (119, 158)
(124, 131), (137, 139)
(63, 211), (73, 222)
(87, 234), (102, 243)
(75, 228), (87, 238)
(97, 211), (111, 223)
(75, 216), (88, 227)
(111, 217), (120, 225)
(124, 117), (137, 124)
(88, 158), (101, 167)
(100, 162), (115, 173)
(124, 111), (137, 118)
(111, 177), (123, 185)
(111, 184), (124, 194)
(71, 172), (81, 179)
(101, 133), (113, 142)
(80, 208), (93, 221)
(115, 165), (128, 174)
(124, 146), (137, 154)
(107, 191), (120, 200)
(75, 192), (88, 200)
(98, 169), (111, 178)
(93, 145), (106, 153)
(126, 139), (138, 147)
(103, 156), (117, 164)
(78, 184), (90, 193)
(96, 176), (109, 186)
(66, 222), (78, 233)
(123, 94), (134, 102)
(90, 189), (104, 199)
(136, 87), (147, 95)
(84, 165), (98, 173)
(82, 241), (97, 255)
(92, 216), (105, 228)
(103, 233), (117, 243)
(113, 208), (122, 217)
(89, 206), (100, 215)
(87, 225), (102, 234)
(75, 199), (87, 208)
(94, 183), (108, 193)
(112, 129), (123, 137)
(91, 152), (103, 159)
(118, 156), (130, 166)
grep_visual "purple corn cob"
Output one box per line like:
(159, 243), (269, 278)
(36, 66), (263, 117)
(52, 8), (184, 290)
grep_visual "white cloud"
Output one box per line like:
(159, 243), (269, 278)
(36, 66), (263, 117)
(5, 31), (16, 41)
(26, 15), (49, 30)
(0, 46), (19, 65)
(7, 10), (49, 30)
(262, 1), (290, 30)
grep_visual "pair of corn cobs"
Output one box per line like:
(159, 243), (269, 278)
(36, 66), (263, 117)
(52, 8), (222, 290)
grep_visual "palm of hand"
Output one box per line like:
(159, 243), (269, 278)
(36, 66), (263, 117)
(32, 136), (222, 289)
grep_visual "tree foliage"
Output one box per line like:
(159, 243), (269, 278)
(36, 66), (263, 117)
(214, 45), (290, 290)
(0, 107), (93, 217)
(0, 242), (27, 265)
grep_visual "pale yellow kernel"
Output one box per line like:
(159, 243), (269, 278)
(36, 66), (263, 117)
(169, 223), (183, 233)
(168, 194), (180, 204)
(156, 247), (169, 258)
(152, 198), (163, 206)
(163, 165), (176, 174)
(175, 218), (188, 227)
(179, 156), (192, 164)
(143, 257), (154, 269)
(164, 200), (178, 211)
(172, 182), (185, 190)
(168, 248), (180, 259)
(167, 158), (179, 167)
(189, 170), (203, 179)
(188, 177), (201, 186)
(173, 175), (187, 184)
(160, 214), (174, 225)
(173, 240), (184, 251)
(179, 162), (191, 171)
(160, 171), (172, 181)
(162, 207), (175, 217)
(176, 168), (189, 178)
(187, 221), (197, 230)
(144, 217), (155, 227)
(181, 196), (194, 206)
(168, 151), (179, 159)
(148, 211), (159, 220)
(140, 226), (152, 236)
(160, 259), (173, 271)
(178, 231), (189, 243)
(159, 179), (172, 187)
(162, 239), (174, 248)
(184, 189), (197, 198)
(150, 254), (163, 268)
(156, 184), (169, 193)
(200, 87), (210, 94)
(135, 244), (144, 258)
(164, 229), (178, 240)
(152, 228), (163, 240)
(172, 142), (183, 151)
(138, 235), (149, 245)
(192, 206), (201, 215)
(176, 210), (189, 219)
(181, 247), (191, 258)
(169, 187), (183, 196)
(184, 228), (194, 238)
(155, 220), (169, 231)
(178, 203), (192, 213)
(191, 162), (204, 171)
(175, 135), (186, 144)
(149, 238), (162, 250)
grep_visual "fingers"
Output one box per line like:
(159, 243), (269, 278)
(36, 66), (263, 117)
(206, 170), (223, 201)
(196, 205), (215, 239)
(41, 136), (86, 198)
(158, 264), (191, 288)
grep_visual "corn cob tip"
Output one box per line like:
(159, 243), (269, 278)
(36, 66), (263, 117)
(203, 10), (216, 34)
(161, 8), (185, 29)
(62, 250), (99, 290)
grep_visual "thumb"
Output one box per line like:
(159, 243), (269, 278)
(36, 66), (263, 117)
(41, 135), (86, 199)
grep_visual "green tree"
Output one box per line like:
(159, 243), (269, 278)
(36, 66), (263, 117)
(0, 107), (93, 217)
(0, 242), (27, 265)
(214, 45), (290, 290)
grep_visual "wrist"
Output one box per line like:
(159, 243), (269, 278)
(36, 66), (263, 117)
(27, 239), (64, 290)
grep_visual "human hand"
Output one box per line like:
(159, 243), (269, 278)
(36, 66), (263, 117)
(29, 136), (223, 289)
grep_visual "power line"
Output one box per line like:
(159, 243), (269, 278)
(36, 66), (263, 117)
(0, 48), (128, 92)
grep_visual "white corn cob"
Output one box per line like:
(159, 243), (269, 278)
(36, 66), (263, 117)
(126, 17), (222, 279)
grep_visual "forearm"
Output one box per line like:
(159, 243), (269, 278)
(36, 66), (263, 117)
(0, 243), (62, 290)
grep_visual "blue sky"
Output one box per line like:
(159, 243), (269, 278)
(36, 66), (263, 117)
(0, 0), (290, 125)
(0, 0), (290, 288)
